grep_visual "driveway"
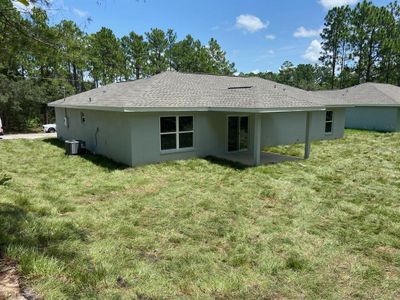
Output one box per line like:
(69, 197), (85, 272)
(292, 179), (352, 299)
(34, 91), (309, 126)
(0, 132), (57, 140)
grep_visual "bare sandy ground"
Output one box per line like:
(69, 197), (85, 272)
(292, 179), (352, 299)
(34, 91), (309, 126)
(0, 258), (38, 300)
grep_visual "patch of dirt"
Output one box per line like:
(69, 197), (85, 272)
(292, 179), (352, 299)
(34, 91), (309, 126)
(375, 246), (399, 255)
(0, 258), (39, 300)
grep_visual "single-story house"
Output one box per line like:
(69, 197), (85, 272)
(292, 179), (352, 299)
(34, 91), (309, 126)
(315, 83), (400, 132)
(48, 71), (347, 166)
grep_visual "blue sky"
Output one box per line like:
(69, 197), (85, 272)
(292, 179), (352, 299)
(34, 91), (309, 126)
(41, 0), (392, 73)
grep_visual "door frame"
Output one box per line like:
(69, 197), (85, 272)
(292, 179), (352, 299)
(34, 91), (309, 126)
(226, 115), (249, 153)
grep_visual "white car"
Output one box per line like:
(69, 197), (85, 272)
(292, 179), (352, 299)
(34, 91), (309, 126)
(43, 124), (57, 133)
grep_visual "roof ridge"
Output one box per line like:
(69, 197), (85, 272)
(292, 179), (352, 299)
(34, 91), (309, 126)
(173, 70), (245, 79)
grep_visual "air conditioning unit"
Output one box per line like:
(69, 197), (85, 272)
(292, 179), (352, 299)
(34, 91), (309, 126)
(65, 140), (79, 155)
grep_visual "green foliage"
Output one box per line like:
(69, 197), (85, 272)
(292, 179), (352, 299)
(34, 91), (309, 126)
(145, 28), (169, 74)
(321, 5), (352, 88)
(0, 3), (235, 132)
(171, 34), (207, 72)
(244, 1), (400, 90)
(0, 130), (400, 298)
(16, 0), (29, 5)
(55, 20), (88, 92)
(320, 0), (400, 87)
(24, 116), (41, 129)
(207, 38), (236, 75)
(1, 0), (398, 131)
(120, 29), (236, 78)
(242, 62), (332, 90)
(88, 27), (125, 86)
(121, 31), (148, 79)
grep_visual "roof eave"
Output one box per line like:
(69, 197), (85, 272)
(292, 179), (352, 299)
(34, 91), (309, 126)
(49, 103), (327, 113)
(48, 103), (125, 112)
(208, 107), (326, 113)
(350, 104), (400, 107)
(123, 106), (326, 113)
(324, 104), (355, 108)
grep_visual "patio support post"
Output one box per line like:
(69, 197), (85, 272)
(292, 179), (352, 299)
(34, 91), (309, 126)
(304, 111), (311, 159)
(253, 113), (261, 166)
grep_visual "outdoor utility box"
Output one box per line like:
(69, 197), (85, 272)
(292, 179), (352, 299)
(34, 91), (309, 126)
(65, 140), (79, 155)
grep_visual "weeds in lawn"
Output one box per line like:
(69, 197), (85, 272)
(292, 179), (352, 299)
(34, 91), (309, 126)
(0, 130), (400, 298)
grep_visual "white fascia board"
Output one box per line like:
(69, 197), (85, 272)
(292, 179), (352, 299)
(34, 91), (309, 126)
(351, 104), (400, 107)
(325, 104), (355, 108)
(48, 104), (125, 112)
(49, 104), (326, 113)
(209, 107), (326, 113)
(124, 107), (326, 113)
(123, 107), (209, 112)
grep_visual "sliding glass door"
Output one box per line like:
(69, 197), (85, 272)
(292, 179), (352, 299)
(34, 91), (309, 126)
(227, 116), (248, 152)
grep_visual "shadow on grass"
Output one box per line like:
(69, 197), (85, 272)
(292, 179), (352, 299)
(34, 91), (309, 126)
(0, 203), (26, 256)
(204, 156), (249, 170)
(0, 202), (86, 255)
(43, 138), (128, 171)
(0, 202), (107, 295)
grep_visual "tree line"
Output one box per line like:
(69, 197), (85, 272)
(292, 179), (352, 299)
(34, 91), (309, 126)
(242, 1), (400, 90)
(1, 0), (399, 132)
(0, 0), (235, 131)
(238, 62), (333, 91)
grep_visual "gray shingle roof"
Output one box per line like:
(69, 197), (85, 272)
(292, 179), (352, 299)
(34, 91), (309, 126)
(314, 83), (400, 106)
(49, 71), (328, 112)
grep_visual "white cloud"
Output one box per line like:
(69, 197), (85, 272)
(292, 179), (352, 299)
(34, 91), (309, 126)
(265, 34), (276, 40)
(235, 14), (268, 33)
(12, 0), (35, 13)
(302, 40), (322, 63)
(251, 69), (261, 74)
(72, 8), (88, 18)
(12, 0), (69, 16)
(294, 26), (322, 38)
(267, 49), (275, 55)
(319, 0), (358, 9)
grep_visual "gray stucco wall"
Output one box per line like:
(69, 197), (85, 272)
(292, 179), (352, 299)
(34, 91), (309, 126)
(131, 109), (345, 165)
(55, 107), (132, 165)
(397, 108), (400, 131)
(345, 106), (399, 132)
(129, 112), (255, 166)
(261, 108), (345, 147)
(54, 107), (345, 166)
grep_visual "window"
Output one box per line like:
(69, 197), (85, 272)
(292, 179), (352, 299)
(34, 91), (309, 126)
(160, 116), (193, 151)
(228, 116), (248, 152)
(80, 112), (86, 124)
(325, 110), (333, 133)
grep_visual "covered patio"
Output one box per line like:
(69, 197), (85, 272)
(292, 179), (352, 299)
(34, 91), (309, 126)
(222, 112), (313, 166)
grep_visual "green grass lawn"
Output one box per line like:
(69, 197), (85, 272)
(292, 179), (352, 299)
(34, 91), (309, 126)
(1, 130), (400, 299)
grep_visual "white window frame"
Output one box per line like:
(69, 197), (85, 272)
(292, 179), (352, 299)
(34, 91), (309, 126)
(325, 110), (334, 134)
(226, 115), (249, 153)
(160, 116), (194, 153)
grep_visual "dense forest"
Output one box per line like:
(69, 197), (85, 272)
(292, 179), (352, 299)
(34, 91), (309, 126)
(0, 0), (399, 131)
(0, 0), (235, 131)
(242, 1), (400, 91)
